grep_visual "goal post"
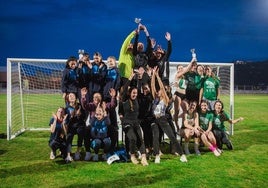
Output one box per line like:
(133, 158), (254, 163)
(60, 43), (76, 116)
(7, 58), (66, 140)
(6, 58), (234, 140)
(169, 62), (235, 135)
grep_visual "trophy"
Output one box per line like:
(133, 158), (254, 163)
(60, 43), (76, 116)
(191, 48), (197, 61)
(134, 18), (142, 24)
(78, 49), (84, 61)
(134, 18), (144, 30)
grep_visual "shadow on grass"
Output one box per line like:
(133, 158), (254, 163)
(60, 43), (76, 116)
(0, 149), (7, 155)
(60, 169), (171, 188)
(0, 159), (68, 178)
(0, 133), (7, 139)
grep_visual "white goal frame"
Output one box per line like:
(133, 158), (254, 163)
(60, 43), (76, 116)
(7, 58), (66, 140)
(7, 58), (234, 140)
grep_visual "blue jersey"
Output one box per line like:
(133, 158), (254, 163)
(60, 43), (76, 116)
(61, 67), (79, 94)
(88, 62), (107, 97)
(77, 63), (91, 88)
(103, 67), (120, 101)
(49, 118), (65, 141)
(90, 116), (110, 139)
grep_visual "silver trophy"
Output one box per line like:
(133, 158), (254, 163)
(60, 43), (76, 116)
(134, 18), (142, 24)
(191, 48), (197, 61)
(78, 49), (84, 60)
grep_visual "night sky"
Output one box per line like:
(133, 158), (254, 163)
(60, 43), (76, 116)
(1, 0), (268, 67)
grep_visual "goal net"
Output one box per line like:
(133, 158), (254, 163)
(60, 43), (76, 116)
(7, 58), (234, 140)
(7, 58), (66, 140)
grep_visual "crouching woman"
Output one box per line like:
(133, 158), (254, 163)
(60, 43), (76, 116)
(48, 107), (68, 161)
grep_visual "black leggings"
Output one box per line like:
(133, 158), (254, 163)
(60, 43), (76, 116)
(213, 129), (230, 149)
(66, 126), (85, 153)
(152, 116), (184, 155)
(123, 122), (146, 155)
(49, 138), (67, 159)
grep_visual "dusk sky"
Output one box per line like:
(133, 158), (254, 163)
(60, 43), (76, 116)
(1, 0), (268, 67)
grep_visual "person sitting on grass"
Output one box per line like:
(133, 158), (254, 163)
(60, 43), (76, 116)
(180, 101), (202, 155)
(90, 104), (111, 162)
(48, 107), (68, 161)
(198, 100), (221, 156)
(212, 100), (244, 151)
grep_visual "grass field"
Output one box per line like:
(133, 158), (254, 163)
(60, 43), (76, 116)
(0, 94), (268, 187)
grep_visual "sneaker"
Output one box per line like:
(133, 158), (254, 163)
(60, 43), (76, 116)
(141, 156), (149, 166)
(216, 148), (223, 154)
(50, 151), (56, 160)
(155, 156), (160, 164)
(180, 154), (188, 163)
(74, 152), (81, 161)
(92, 154), (99, 162)
(226, 140), (233, 150)
(84, 152), (91, 161)
(102, 154), (107, 161)
(65, 155), (73, 163)
(130, 155), (139, 165)
(213, 149), (221, 157)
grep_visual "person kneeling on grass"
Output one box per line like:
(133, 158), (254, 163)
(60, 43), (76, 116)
(48, 107), (68, 161)
(212, 100), (244, 151)
(90, 104), (111, 162)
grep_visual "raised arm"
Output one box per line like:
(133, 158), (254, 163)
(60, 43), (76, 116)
(150, 68), (157, 99)
(155, 70), (169, 106)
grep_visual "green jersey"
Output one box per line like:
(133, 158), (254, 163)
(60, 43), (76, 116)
(199, 111), (213, 131)
(195, 74), (205, 90)
(212, 111), (230, 131)
(202, 76), (219, 100)
(178, 78), (187, 90)
(184, 71), (198, 91)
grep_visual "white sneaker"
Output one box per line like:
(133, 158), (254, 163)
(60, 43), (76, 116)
(92, 154), (99, 162)
(216, 148), (223, 154)
(84, 152), (91, 161)
(50, 151), (55, 160)
(180, 154), (188, 163)
(74, 152), (81, 161)
(213, 149), (221, 157)
(155, 156), (160, 164)
(65, 155), (73, 163)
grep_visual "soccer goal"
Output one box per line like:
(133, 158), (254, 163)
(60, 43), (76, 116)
(7, 58), (66, 140)
(6, 58), (234, 140)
